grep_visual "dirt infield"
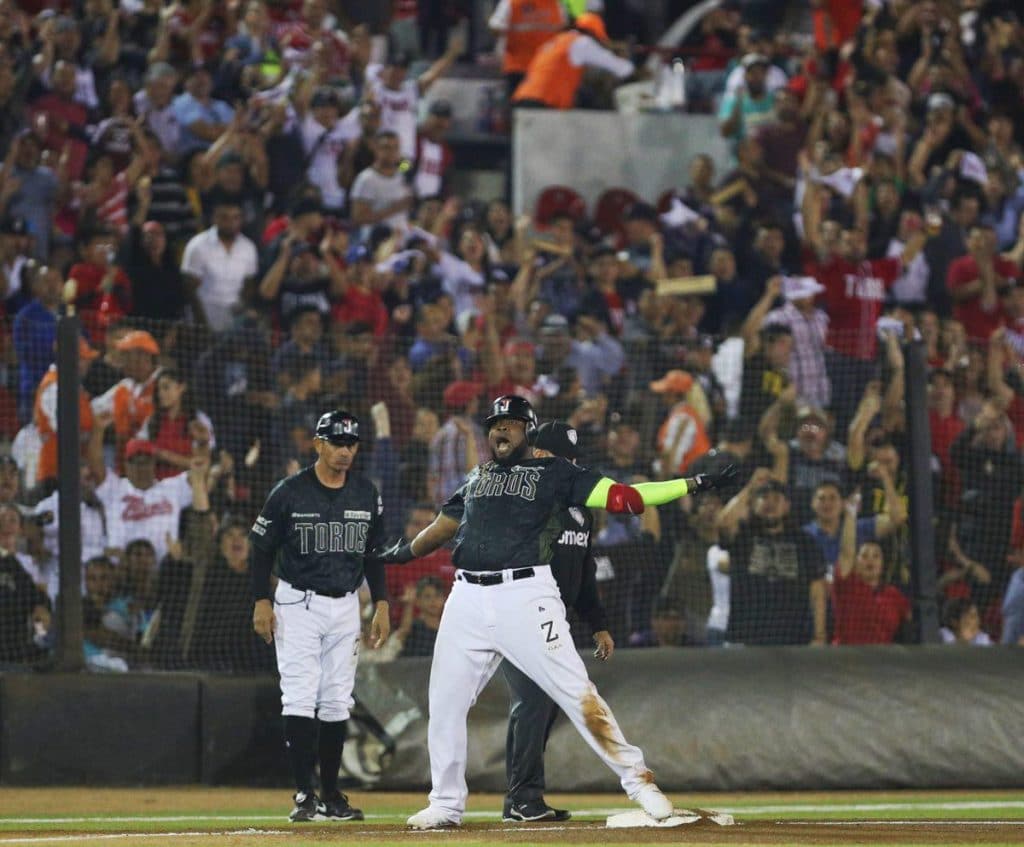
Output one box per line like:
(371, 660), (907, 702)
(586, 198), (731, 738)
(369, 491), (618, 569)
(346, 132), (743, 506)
(0, 821), (1022, 846)
(2, 788), (1023, 846)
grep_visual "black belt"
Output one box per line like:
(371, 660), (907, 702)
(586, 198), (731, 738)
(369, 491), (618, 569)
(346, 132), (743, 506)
(458, 567), (535, 586)
(293, 585), (352, 599)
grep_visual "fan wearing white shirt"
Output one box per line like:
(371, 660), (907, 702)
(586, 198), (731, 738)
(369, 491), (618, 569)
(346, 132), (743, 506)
(298, 86), (360, 214)
(364, 37), (463, 162)
(180, 197), (259, 331)
(350, 130), (414, 236)
(87, 412), (210, 564)
(29, 467), (109, 600)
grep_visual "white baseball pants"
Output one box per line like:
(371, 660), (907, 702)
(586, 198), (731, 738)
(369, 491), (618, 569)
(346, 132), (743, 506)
(274, 579), (361, 721)
(425, 566), (653, 820)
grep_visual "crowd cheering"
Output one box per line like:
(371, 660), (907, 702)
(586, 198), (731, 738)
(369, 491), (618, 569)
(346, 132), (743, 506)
(1, 0), (1024, 669)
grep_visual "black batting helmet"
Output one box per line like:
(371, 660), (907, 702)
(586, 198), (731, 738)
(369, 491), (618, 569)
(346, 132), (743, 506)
(484, 395), (538, 438)
(315, 409), (360, 444)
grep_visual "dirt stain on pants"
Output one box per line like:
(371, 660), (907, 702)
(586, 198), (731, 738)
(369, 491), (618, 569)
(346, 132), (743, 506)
(580, 686), (653, 783)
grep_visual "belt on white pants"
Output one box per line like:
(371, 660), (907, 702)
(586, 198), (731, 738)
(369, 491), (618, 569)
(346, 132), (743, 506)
(455, 565), (549, 586)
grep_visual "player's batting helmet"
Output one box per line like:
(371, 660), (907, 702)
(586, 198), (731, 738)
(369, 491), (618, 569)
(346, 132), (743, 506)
(316, 409), (360, 444)
(484, 395), (538, 439)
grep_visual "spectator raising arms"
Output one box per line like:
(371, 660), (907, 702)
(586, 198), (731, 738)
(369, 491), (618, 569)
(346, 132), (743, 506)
(832, 494), (910, 645)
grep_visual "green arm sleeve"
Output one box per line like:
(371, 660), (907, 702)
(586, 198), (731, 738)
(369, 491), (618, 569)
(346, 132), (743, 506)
(632, 478), (691, 505)
(583, 477), (691, 509)
(585, 478), (614, 508)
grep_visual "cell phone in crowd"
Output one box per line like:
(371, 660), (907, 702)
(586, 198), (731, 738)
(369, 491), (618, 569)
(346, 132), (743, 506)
(876, 316), (904, 339)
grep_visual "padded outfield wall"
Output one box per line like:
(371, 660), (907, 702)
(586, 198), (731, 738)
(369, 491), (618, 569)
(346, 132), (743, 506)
(1, 647), (1022, 788)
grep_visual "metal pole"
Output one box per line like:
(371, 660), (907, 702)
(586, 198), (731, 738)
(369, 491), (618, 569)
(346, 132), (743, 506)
(55, 311), (84, 671)
(903, 339), (940, 643)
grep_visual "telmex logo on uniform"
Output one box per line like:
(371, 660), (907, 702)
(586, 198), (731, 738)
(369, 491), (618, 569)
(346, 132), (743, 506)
(344, 510), (371, 520)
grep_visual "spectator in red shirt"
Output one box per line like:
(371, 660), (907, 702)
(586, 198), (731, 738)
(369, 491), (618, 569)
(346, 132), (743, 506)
(832, 495), (911, 645)
(803, 195), (926, 429)
(29, 60), (89, 181)
(69, 226), (133, 347)
(947, 222), (1019, 344)
(329, 243), (388, 336)
(383, 503), (454, 628)
(140, 368), (215, 480)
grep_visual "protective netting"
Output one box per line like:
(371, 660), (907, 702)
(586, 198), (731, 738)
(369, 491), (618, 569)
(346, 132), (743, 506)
(1, 0), (1023, 675)
(5, 287), (1020, 670)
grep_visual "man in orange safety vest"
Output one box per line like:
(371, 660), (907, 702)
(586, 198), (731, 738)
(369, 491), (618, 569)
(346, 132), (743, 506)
(511, 13), (634, 110)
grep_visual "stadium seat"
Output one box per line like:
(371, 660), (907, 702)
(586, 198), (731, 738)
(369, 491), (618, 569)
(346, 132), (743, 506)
(656, 189), (678, 214)
(593, 187), (641, 243)
(534, 185), (587, 226)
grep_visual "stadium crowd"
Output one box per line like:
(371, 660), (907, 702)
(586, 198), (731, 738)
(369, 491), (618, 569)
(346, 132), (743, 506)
(0, 0), (1024, 671)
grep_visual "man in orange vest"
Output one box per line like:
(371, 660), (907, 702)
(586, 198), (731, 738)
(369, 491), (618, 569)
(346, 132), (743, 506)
(489, 0), (566, 97)
(650, 369), (711, 476)
(91, 330), (162, 445)
(33, 337), (99, 485)
(511, 13), (634, 110)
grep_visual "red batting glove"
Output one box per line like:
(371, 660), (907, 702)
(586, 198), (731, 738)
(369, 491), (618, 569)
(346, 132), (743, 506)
(606, 483), (644, 515)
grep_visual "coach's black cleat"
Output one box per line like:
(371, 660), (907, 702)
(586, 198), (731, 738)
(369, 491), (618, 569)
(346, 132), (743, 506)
(288, 791), (322, 822)
(503, 799), (572, 823)
(320, 791), (364, 821)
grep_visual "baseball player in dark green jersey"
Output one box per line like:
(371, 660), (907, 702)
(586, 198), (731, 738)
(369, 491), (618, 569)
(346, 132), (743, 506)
(502, 421), (611, 824)
(250, 410), (390, 823)
(380, 395), (735, 829)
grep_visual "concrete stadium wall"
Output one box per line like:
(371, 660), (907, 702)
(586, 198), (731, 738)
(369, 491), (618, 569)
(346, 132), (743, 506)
(511, 110), (734, 217)
(2, 648), (1022, 788)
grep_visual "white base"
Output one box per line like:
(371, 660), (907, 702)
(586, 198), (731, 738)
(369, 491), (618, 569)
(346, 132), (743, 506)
(606, 809), (736, 828)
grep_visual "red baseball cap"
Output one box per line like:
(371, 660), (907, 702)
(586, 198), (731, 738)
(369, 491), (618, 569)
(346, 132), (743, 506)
(503, 339), (535, 357)
(125, 439), (157, 460)
(443, 381), (483, 410)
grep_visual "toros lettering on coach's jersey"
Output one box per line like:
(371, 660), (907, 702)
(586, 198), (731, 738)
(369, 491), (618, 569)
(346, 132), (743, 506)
(465, 467), (540, 502)
(296, 521), (369, 554)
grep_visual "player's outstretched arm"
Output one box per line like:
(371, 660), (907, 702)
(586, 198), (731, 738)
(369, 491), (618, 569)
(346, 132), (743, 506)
(375, 512), (461, 564)
(585, 465), (738, 514)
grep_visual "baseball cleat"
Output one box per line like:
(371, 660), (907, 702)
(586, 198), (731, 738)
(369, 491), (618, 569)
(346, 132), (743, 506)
(320, 791), (364, 821)
(288, 791), (322, 822)
(633, 784), (673, 820)
(406, 806), (461, 829)
(503, 799), (572, 822)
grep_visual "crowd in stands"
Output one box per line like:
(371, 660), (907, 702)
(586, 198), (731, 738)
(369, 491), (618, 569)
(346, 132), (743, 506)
(1, 0), (1024, 670)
